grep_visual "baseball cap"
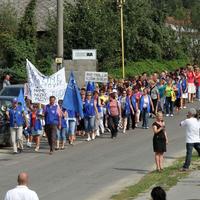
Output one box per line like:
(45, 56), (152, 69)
(12, 98), (18, 103)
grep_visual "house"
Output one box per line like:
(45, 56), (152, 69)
(0, 0), (73, 32)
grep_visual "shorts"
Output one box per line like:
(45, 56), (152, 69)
(31, 129), (42, 136)
(188, 83), (196, 94)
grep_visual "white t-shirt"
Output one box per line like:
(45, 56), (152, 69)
(180, 117), (200, 143)
(4, 185), (39, 200)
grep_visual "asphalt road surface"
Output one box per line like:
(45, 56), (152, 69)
(0, 102), (199, 200)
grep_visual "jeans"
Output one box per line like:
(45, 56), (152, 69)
(84, 116), (95, 133)
(197, 86), (200, 100)
(159, 97), (165, 112)
(127, 113), (135, 130)
(67, 120), (76, 136)
(141, 108), (149, 128)
(57, 128), (67, 141)
(108, 115), (119, 138)
(165, 97), (174, 115)
(183, 143), (200, 169)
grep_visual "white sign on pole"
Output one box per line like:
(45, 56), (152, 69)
(26, 59), (67, 104)
(85, 71), (108, 83)
(72, 49), (96, 60)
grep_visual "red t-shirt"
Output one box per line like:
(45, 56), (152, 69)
(187, 72), (195, 84)
(195, 72), (200, 86)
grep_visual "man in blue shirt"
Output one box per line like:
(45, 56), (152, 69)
(6, 98), (27, 154)
(44, 96), (61, 155)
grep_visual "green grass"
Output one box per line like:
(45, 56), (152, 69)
(111, 154), (200, 200)
(108, 58), (190, 78)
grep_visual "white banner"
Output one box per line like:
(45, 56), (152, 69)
(85, 71), (108, 83)
(26, 59), (67, 104)
(26, 59), (66, 89)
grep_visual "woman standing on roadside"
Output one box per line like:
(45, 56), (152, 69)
(152, 112), (168, 172)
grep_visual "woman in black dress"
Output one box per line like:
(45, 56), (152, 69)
(152, 112), (168, 172)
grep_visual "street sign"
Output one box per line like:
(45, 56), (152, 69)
(72, 49), (96, 60)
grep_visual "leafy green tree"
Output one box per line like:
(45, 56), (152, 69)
(60, 0), (120, 70)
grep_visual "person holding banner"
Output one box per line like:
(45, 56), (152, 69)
(83, 91), (99, 141)
(44, 96), (61, 155)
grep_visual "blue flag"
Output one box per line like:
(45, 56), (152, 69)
(62, 71), (83, 118)
(17, 89), (26, 111)
(86, 81), (95, 92)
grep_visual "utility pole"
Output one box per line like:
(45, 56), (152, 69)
(56, 0), (64, 71)
(117, 0), (125, 79)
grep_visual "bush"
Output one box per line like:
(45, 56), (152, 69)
(108, 58), (190, 78)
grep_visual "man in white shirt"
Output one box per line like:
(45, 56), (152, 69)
(4, 172), (39, 200)
(180, 108), (200, 171)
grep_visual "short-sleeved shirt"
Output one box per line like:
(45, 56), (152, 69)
(4, 185), (39, 200)
(180, 118), (200, 143)
(109, 100), (120, 116)
(150, 86), (159, 100)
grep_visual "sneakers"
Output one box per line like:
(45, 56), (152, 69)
(35, 146), (39, 152)
(91, 134), (96, 140)
(170, 114), (174, 117)
(86, 137), (91, 142)
(26, 142), (32, 148)
(180, 167), (189, 172)
(166, 114), (170, 117)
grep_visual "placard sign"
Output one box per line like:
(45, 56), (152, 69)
(31, 86), (67, 105)
(85, 71), (108, 83)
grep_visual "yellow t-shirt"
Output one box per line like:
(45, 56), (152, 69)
(165, 85), (173, 97)
(99, 95), (109, 103)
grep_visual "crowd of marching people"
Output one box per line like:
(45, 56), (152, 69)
(6, 63), (200, 154)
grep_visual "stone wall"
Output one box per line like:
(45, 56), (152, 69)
(64, 60), (97, 87)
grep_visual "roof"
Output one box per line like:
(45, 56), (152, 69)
(0, 0), (73, 31)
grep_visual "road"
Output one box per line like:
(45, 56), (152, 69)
(0, 102), (199, 200)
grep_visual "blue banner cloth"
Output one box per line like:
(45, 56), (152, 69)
(62, 71), (83, 118)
